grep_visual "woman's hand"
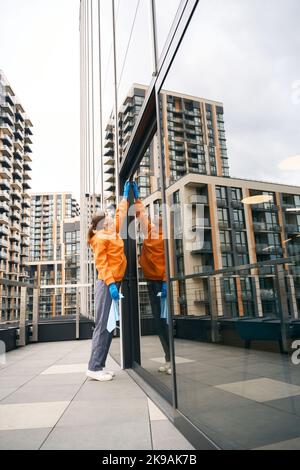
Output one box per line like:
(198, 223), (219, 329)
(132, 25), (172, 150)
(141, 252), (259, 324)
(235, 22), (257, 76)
(109, 283), (119, 300)
(132, 181), (139, 200)
(123, 180), (131, 200)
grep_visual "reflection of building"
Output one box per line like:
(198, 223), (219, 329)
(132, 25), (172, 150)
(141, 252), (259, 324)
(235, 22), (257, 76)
(104, 84), (229, 203)
(143, 174), (300, 319)
(0, 71), (33, 321)
(28, 193), (80, 317)
(63, 217), (80, 315)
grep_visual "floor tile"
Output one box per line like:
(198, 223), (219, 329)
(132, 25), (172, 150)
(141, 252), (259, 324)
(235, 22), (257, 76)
(215, 378), (300, 402)
(147, 398), (168, 421)
(41, 363), (87, 375)
(0, 401), (70, 430)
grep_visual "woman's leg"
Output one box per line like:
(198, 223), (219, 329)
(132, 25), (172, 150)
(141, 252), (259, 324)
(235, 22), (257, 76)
(88, 280), (114, 371)
(147, 280), (171, 363)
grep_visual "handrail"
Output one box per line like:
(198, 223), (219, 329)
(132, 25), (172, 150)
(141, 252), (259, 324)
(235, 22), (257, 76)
(170, 255), (300, 281)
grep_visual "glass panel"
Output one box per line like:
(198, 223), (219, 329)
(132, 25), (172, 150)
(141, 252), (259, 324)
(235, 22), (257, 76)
(116, 0), (152, 123)
(155, 0), (182, 59)
(158, 0), (300, 450)
(132, 132), (172, 394)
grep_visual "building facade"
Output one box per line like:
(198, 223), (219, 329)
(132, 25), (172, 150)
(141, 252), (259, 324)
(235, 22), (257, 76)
(103, 84), (229, 204)
(0, 71), (33, 322)
(28, 192), (79, 317)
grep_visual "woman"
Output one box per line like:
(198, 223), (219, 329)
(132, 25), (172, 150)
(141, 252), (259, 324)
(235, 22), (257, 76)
(132, 182), (171, 375)
(86, 181), (130, 381)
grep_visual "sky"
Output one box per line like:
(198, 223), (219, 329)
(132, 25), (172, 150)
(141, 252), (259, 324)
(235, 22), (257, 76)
(164, 0), (300, 186)
(0, 0), (80, 199)
(1, 0), (299, 204)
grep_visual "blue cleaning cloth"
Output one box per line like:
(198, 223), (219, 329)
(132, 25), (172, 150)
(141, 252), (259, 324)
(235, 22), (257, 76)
(107, 293), (124, 333)
(157, 292), (169, 324)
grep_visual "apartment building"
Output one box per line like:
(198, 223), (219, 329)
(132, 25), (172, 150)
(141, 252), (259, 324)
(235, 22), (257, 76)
(0, 71), (33, 321)
(63, 216), (80, 315)
(103, 84), (229, 204)
(142, 174), (300, 320)
(28, 192), (79, 317)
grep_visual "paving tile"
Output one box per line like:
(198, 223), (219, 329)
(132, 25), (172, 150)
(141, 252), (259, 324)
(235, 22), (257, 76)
(215, 378), (300, 402)
(0, 427), (51, 450)
(55, 397), (149, 427)
(147, 398), (168, 421)
(255, 436), (300, 450)
(29, 373), (87, 386)
(151, 420), (195, 450)
(1, 383), (81, 404)
(41, 422), (152, 450)
(0, 401), (70, 431)
(41, 363), (88, 375)
(190, 402), (300, 449)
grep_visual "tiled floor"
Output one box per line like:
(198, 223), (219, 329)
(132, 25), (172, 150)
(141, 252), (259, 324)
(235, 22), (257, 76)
(109, 335), (300, 449)
(0, 340), (193, 450)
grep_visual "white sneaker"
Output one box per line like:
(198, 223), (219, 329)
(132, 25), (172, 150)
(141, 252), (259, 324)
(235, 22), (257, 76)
(158, 362), (171, 373)
(103, 369), (116, 377)
(86, 370), (113, 381)
(166, 367), (172, 375)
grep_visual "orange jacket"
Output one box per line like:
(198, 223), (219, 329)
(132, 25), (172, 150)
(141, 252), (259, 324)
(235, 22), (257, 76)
(89, 199), (128, 285)
(135, 199), (166, 281)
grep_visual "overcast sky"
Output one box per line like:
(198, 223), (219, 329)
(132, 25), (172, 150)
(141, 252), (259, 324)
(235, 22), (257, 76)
(1, 0), (299, 203)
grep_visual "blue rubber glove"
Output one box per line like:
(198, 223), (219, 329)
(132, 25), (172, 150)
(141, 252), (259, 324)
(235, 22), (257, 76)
(109, 283), (119, 300)
(161, 282), (167, 298)
(123, 180), (131, 199)
(132, 181), (139, 200)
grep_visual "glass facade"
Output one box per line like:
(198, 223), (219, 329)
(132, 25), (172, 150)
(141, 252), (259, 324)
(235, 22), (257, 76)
(80, 0), (300, 450)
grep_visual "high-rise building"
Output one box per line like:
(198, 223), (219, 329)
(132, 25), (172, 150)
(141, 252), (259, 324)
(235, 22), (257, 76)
(103, 84), (229, 203)
(0, 70), (33, 322)
(28, 192), (79, 317)
(63, 216), (80, 316)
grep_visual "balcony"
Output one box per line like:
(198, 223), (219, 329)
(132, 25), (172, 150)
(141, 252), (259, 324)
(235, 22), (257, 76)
(0, 224), (9, 236)
(188, 194), (208, 205)
(1, 201), (10, 213)
(0, 190), (10, 201)
(0, 155), (12, 169)
(0, 249), (8, 260)
(0, 178), (10, 190)
(9, 243), (20, 253)
(11, 198), (22, 210)
(12, 168), (22, 180)
(285, 224), (300, 234)
(11, 210), (21, 221)
(191, 241), (212, 253)
(0, 237), (9, 248)
(193, 265), (214, 274)
(0, 212), (9, 224)
(0, 167), (11, 179)
(11, 180), (22, 191)
(9, 231), (20, 241)
(191, 218), (211, 230)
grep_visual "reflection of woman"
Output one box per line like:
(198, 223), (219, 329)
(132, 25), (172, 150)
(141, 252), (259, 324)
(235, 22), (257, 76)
(132, 182), (171, 375)
(86, 181), (130, 381)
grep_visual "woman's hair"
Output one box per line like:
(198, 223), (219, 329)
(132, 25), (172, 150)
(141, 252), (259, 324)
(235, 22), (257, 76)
(87, 211), (106, 245)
